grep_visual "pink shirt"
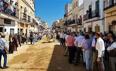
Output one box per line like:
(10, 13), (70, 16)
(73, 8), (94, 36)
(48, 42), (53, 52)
(66, 35), (75, 47)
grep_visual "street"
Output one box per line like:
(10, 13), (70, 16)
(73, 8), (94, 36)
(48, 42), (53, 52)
(0, 38), (85, 71)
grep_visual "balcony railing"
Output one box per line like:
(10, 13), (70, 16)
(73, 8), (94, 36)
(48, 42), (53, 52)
(64, 18), (82, 26)
(83, 10), (99, 21)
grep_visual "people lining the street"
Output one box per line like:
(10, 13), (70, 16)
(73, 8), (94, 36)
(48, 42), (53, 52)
(65, 32), (76, 64)
(0, 29), (115, 71)
(82, 33), (93, 71)
(57, 31), (116, 71)
(0, 31), (43, 69)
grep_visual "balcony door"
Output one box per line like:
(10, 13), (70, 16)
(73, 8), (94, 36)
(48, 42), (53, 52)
(109, 0), (114, 6)
(0, 27), (3, 32)
(95, 25), (100, 32)
(10, 28), (14, 35)
(110, 20), (116, 35)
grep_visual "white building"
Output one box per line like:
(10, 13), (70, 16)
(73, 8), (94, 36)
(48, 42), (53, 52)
(77, 0), (84, 32)
(0, 13), (19, 35)
(83, 0), (104, 33)
(0, 0), (18, 35)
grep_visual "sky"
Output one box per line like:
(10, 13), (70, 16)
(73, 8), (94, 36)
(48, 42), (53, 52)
(35, 0), (71, 27)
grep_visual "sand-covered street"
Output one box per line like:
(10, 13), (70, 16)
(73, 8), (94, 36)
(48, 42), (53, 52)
(0, 38), (85, 71)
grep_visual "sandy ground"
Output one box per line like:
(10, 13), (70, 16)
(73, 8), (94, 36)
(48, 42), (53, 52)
(0, 37), (85, 71)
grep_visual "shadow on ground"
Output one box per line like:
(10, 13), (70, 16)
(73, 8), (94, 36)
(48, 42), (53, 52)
(47, 45), (85, 71)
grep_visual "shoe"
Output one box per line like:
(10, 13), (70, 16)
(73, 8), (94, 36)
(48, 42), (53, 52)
(2, 66), (9, 69)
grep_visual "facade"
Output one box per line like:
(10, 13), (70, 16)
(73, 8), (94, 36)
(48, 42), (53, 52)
(0, 0), (18, 35)
(71, 0), (78, 32)
(83, 0), (104, 33)
(77, 0), (84, 32)
(104, 0), (116, 35)
(64, 0), (83, 32)
(17, 0), (35, 36)
(64, 3), (73, 31)
(62, 0), (116, 34)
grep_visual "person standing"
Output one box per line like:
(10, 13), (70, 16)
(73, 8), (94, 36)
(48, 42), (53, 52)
(65, 32), (76, 64)
(0, 33), (9, 69)
(59, 32), (64, 46)
(17, 33), (22, 46)
(82, 33), (92, 71)
(9, 34), (14, 54)
(91, 32), (98, 71)
(74, 32), (84, 64)
(30, 32), (33, 44)
(95, 32), (105, 71)
(107, 33), (116, 71)
(12, 34), (18, 51)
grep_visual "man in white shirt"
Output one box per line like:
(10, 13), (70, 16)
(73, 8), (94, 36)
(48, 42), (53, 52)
(95, 32), (105, 71)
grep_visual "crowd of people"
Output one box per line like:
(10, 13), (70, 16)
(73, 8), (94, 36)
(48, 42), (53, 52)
(57, 31), (116, 71)
(0, 32), (42, 69)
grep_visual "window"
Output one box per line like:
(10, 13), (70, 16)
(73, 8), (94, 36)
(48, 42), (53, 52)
(95, 0), (99, 16)
(4, 19), (11, 24)
(78, 0), (83, 6)
(23, 13), (27, 20)
(21, 6), (22, 9)
(10, 28), (14, 35)
(0, 27), (3, 32)
(28, 15), (31, 22)
(89, 5), (92, 18)
(109, 0), (114, 6)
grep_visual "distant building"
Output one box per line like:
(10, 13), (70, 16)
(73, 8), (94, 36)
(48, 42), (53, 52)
(64, 0), (83, 32)
(83, 0), (104, 33)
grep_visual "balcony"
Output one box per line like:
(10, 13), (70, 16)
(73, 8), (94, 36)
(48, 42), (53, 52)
(64, 18), (82, 26)
(64, 14), (68, 17)
(83, 10), (99, 21)
(64, 20), (74, 26)
(20, 13), (27, 22)
(104, 0), (116, 10)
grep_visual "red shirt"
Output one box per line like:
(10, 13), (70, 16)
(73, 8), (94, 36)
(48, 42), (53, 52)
(66, 35), (75, 47)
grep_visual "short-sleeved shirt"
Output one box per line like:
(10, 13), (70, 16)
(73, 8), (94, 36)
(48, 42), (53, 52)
(66, 35), (75, 47)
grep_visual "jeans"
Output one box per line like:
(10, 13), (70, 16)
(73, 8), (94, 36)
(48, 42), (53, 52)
(0, 49), (7, 67)
(75, 47), (82, 63)
(84, 49), (92, 70)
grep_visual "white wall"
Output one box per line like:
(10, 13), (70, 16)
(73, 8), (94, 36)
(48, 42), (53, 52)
(4, 21), (18, 35)
(83, 0), (104, 33)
